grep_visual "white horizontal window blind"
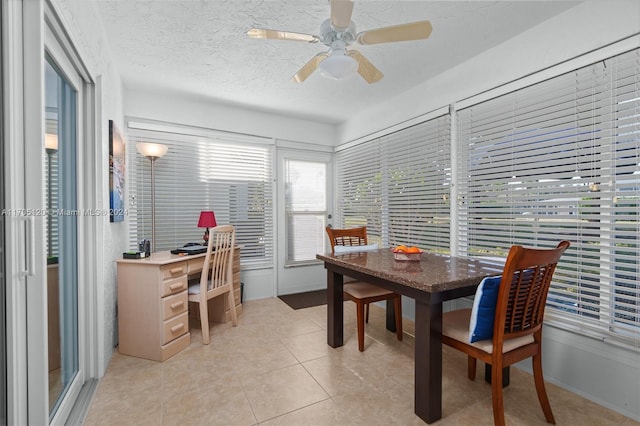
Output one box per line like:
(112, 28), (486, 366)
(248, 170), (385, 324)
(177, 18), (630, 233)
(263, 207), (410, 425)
(127, 124), (274, 268)
(382, 118), (451, 252)
(336, 115), (451, 250)
(336, 138), (383, 242)
(44, 153), (59, 258)
(45, 118), (59, 260)
(457, 48), (640, 349)
(284, 159), (327, 265)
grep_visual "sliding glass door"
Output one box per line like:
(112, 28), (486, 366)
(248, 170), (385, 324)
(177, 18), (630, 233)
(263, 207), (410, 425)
(44, 57), (79, 420)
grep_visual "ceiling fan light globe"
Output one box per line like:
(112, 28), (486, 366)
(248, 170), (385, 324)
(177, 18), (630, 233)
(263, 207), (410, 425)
(318, 54), (358, 80)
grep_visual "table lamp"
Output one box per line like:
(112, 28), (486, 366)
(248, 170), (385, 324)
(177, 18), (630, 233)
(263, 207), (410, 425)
(197, 210), (217, 244)
(136, 142), (169, 253)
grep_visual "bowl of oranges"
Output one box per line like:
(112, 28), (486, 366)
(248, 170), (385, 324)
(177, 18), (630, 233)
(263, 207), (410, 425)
(391, 245), (424, 261)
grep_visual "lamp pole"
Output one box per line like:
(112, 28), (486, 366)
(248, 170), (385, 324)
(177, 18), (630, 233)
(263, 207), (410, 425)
(150, 156), (157, 253)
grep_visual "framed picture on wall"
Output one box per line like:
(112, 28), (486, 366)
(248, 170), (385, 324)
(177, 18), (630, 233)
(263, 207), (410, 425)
(109, 120), (125, 222)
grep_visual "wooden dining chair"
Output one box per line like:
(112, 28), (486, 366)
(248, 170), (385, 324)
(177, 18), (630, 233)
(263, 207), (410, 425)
(188, 224), (238, 344)
(325, 226), (403, 352)
(442, 240), (570, 426)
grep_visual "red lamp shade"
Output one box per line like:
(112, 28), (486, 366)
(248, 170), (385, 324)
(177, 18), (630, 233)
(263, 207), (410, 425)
(197, 211), (217, 229)
(197, 211), (217, 243)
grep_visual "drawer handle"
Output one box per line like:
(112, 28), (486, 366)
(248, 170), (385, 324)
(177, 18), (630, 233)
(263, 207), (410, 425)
(169, 282), (184, 291)
(170, 323), (185, 334)
(170, 267), (183, 275)
(170, 301), (184, 310)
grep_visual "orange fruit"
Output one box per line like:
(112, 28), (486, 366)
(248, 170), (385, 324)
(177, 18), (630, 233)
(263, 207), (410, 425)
(395, 245), (408, 253)
(406, 246), (421, 254)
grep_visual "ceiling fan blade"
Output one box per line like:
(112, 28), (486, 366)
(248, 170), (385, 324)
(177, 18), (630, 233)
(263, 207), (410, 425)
(356, 20), (432, 45)
(347, 50), (383, 84)
(291, 52), (329, 83)
(330, 0), (354, 30)
(246, 28), (319, 43)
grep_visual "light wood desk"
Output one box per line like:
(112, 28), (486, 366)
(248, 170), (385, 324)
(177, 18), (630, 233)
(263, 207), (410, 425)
(116, 248), (241, 361)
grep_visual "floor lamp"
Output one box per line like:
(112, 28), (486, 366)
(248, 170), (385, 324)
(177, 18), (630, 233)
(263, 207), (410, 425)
(136, 142), (168, 253)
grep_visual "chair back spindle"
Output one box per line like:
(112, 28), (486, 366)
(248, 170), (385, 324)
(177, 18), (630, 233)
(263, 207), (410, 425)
(496, 241), (569, 343)
(201, 227), (234, 294)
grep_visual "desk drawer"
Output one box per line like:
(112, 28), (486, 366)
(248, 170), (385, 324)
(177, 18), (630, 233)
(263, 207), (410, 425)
(161, 263), (187, 280)
(162, 276), (187, 297)
(162, 291), (188, 320)
(188, 257), (205, 274)
(162, 312), (188, 345)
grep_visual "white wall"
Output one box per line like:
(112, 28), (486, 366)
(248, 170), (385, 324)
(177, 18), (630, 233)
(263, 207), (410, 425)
(338, 1), (640, 421)
(52, 0), (126, 376)
(124, 90), (336, 146)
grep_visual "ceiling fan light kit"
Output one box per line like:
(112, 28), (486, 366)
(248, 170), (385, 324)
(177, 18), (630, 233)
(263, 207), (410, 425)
(247, 0), (432, 84)
(319, 51), (358, 80)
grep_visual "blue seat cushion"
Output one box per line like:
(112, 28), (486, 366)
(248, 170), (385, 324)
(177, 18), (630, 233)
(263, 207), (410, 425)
(469, 275), (502, 343)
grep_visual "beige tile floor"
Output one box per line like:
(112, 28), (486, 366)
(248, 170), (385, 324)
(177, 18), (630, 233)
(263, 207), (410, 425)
(83, 298), (639, 426)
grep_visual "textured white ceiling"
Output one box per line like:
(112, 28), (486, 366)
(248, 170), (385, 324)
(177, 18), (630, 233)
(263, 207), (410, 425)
(94, 1), (579, 124)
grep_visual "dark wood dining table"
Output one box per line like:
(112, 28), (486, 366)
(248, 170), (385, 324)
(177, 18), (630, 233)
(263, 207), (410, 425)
(316, 249), (504, 424)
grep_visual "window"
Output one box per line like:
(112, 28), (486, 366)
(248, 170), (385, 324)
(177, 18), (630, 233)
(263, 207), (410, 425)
(384, 119), (451, 251)
(336, 116), (451, 251)
(335, 137), (382, 239)
(284, 159), (328, 265)
(457, 48), (640, 348)
(127, 121), (274, 268)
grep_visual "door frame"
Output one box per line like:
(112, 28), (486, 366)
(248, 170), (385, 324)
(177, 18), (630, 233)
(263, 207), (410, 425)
(4, 1), (34, 423)
(3, 1), (100, 424)
(276, 144), (333, 296)
(0, 1), (7, 424)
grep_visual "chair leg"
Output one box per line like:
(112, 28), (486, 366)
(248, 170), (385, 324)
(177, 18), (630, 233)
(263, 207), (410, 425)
(393, 296), (403, 341)
(199, 300), (210, 345)
(365, 303), (369, 323)
(356, 301), (365, 352)
(227, 287), (238, 326)
(533, 351), (556, 424)
(467, 356), (477, 380)
(491, 361), (506, 426)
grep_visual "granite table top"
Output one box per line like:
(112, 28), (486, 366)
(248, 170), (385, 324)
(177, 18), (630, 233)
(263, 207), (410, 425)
(317, 249), (504, 294)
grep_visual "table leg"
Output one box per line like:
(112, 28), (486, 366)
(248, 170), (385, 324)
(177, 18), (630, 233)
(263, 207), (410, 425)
(385, 299), (396, 332)
(327, 270), (344, 348)
(414, 299), (442, 424)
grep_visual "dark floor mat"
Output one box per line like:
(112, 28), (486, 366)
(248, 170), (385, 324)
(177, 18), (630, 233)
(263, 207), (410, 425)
(278, 289), (327, 310)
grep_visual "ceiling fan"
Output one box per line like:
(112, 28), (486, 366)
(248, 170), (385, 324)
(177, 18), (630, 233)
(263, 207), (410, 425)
(246, 0), (432, 84)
